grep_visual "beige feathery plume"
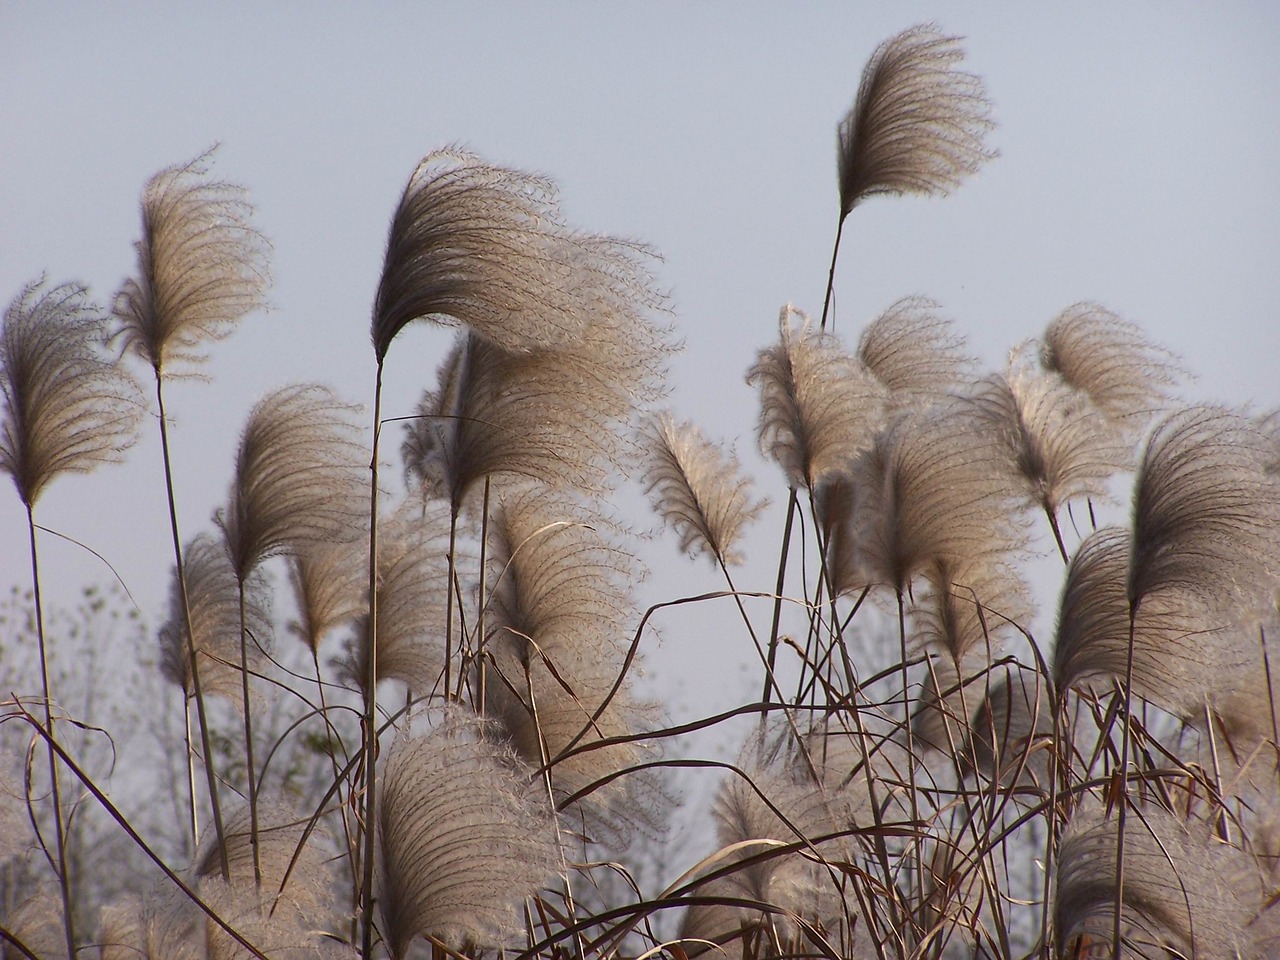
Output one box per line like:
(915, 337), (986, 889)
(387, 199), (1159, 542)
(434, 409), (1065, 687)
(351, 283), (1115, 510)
(285, 536), (368, 657)
(857, 297), (975, 407)
(216, 383), (366, 581)
(1, 889), (69, 960)
(968, 358), (1131, 518)
(1050, 526), (1265, 741)
(404, 303), (670, 508)
(377, 711), (561, 957)
(910, 556), (1033, 665)
(1056, 804), (1266, 960)
(1129, 405), (1280, 615)
(98, 891), (203, 960)
(1039, 304), (1183, 442)
(196, 803), (337, 925)
(641, 413), (767, 566)
(371, 148), (662, 359)
(837, 24), (995, 219)
(340, 505), (455, 698)
(113, 149), (269, 375)
(832, 399), (1024, 597)
(158, 533), (271, 702)
(483, 486), (657, 838)
(1, 279), (142, 506)
(747, 305), (886, 489)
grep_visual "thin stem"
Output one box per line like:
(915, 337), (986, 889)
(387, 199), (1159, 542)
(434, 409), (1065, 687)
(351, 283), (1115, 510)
(819, 215), (846, 332)
(475, 477), (492, 714)
(360, 358), (384, 960)
(237, 581), (261, 886)
(155, 376), (228, 877)
(761, 489), (797, 711)
(1112, 601), (1140, 960)
(25, 506), (77, 960)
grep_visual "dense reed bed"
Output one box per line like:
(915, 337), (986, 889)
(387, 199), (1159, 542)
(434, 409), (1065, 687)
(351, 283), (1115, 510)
(2, 22), (1277, 960)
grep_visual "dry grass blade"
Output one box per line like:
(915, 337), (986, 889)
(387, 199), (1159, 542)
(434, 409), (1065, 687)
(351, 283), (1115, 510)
(1039, 304), (1183, 441)
(371, 147), (662, 359)
(216, 383), (366, 581)
(1, 279), (142, 506)
(642, 413), (767, 566)
(158, 533), (271, 702)
(113, 148), (269, 374)
(857, 296), (975, 407)
(747, 305), (885, 489)
(837, 23), (995, 218)
(1056, 804), (1265, 959)
(378, 711), (561, 957)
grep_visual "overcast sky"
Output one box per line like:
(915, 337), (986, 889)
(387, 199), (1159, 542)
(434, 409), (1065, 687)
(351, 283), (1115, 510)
(3, 4), (1278, 755)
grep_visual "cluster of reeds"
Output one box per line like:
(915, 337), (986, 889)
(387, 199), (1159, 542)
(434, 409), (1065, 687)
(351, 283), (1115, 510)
(2, 22), (1277, 960)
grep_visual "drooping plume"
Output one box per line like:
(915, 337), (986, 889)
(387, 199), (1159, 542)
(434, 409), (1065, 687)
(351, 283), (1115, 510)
(837, 23), (995, 219)
(857, 297), (975, 407)
(340, 506), (454, 698)
(371, 148), (663, 359)
(641, 413), (767, 566)
(1129, 405), (1280, 614)
(1038, 303), (1183, 441)
(967, 358), (1130, 519)
(285, 536), (368, 657)
(483, 487), (657, 837)
(404, 307), (670, 508)
(377, 712), (561, 957)
(831, 399), (1024, 597)
(1056, 804), (1266, 960)
(747, 306), (885, 490)
(1, 279), (141, 506)
(113, 149), (269, 375)
(158, 534), (272, 702)
(216, 383), (366, 581)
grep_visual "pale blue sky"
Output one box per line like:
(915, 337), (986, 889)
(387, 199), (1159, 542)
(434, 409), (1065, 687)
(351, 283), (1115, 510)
(3, 4), (1278, 744)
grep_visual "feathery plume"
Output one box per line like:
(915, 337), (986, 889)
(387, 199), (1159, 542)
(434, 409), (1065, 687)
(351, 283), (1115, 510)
(1129, 405), (1280, 615)
(1039, 304), (1183, 441)
(857, 297), (975, 407)
(967, 664), (1053, 784)
(910, 557), (1033, 664)
(1056, 804), (1265, 960)
(747, 305), (885, 489)
(371, 147), (662, 359)
(285, 536), (368, 657)
(837, 23), (995, 218)
(483, 487), (656, 835)
(831, 399), (1023, 596)
(681, 763), (849, 955)
(1050, 526), (1264, 739)
(968, 359), (1130, 518)
(113, 148), (269, 374)
(98, 892), (204, 960)
(158, 533), (272, 702)
(377, 712), (561, 956)
(1, 279), (142, 506)
(1, 889), (69, 960)
(340, 506), (454, 698)
(642, 413), (767, 566)
(216, 383), (366, 581)
(405, 305), (670, 508)
(196, 803), (337, 921)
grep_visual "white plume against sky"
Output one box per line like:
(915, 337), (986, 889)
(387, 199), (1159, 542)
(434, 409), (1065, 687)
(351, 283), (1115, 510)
(2, 4), (1277, 742)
